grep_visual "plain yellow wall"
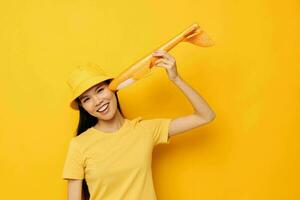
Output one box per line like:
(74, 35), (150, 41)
(0, 0), (299, 199)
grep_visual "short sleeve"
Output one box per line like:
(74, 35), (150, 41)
(150, 118), (172, 146)
(62, 138), (85, 180)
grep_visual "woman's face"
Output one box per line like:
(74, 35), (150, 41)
(78, 82), (118, 120)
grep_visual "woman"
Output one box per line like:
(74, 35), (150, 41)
(62, 50), (216, 200)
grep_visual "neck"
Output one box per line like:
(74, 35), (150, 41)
(94, 110), (125, 133)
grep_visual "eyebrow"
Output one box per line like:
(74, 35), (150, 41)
(79, 84), (104, 100)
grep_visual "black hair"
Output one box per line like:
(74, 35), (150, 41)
(74, 79), (124, 200)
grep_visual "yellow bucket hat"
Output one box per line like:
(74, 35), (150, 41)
(67, 62), (115, 110)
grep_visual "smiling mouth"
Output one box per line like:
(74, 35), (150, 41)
(97, 103), (109, 113)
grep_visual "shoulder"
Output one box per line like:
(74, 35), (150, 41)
(129, 116), (143, 126)
(69, 128), (93, 148)
(126, 116), (158, 130)
(129, 116), (155, 127)
(130, 116), (171, 128)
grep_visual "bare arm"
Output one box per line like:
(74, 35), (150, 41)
(172, 75), (215, 120)
(151, 50), (216, 137)
(169, 75), (216, 137)
(67, 179), (83, 200)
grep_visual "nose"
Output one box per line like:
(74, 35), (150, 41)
(93, 96), (103, 107)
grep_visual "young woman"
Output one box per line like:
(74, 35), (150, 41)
(62, 50), (216, 200)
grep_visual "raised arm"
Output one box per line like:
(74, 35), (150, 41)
(168, 75), (216, 136)
(152, 50), (216, 137)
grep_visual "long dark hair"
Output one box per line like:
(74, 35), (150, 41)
(74, 79), (125, 200)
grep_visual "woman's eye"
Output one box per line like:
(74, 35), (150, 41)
(83, 98), (89, 103)
(97, 88), (103, 93)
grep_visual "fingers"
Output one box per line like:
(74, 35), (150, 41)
(154, 59), (172, 69)
(152, 50), (175, 63)
(154, 58), (171, 65)
(154, 62), (170, 69)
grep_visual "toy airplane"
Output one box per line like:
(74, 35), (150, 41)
(108, 23), (215, 91)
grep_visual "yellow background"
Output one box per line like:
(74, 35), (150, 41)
(0, 0), (299, 199)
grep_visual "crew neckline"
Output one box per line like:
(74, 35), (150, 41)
(89, 118), (130, 136)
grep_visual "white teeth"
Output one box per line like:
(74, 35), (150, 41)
(98, 103), (109, 112)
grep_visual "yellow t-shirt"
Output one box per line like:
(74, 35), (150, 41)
(62, 116), (172, 200)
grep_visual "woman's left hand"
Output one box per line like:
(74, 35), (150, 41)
(152, 49), (179, 81)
